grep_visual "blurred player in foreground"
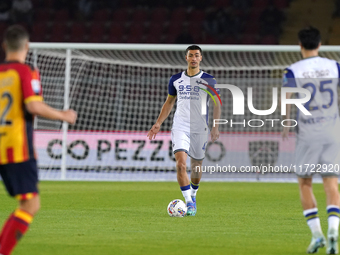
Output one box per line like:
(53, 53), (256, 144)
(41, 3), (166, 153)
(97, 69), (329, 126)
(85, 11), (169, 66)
(282, 27), (340, 254)
(0, 25), (77, 255)
(147, 45), (221, 216)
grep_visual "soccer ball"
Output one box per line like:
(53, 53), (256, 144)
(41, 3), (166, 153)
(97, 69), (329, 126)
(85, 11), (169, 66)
(167, 199), (187, 217)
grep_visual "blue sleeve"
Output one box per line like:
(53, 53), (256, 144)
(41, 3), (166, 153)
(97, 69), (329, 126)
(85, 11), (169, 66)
(202, 74), (220, 95)
(282, 68), (296, 87)
(168, 76), (177, 96)
(336, 62), (340, 87)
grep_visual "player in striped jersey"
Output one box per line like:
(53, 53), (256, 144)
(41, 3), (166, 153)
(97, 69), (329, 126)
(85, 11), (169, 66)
(0, 25), (77, 255)
(282, 27), (340, 254)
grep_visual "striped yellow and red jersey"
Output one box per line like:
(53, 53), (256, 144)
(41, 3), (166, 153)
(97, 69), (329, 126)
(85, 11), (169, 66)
(0, 61), (43, 164)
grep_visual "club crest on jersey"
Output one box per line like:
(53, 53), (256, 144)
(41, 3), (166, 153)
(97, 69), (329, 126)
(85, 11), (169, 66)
(31, 79), (41, 94)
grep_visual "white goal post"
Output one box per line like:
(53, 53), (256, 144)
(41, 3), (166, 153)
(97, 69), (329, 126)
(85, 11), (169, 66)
(27, 43), (340, 181)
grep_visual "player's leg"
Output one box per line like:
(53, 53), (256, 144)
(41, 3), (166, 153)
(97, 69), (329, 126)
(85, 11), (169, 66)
(320, 142), (340, 254)
(190, 158), (203, 185)
(0, 159), (40, 255)
(171, 130), (192, 207)
(175, 151), (190, 187)
(190, 158), (203, 212)
(299, 177), (317, 209)
(295, 141), (326, 253)
(0, 195), (40, 239)
(299, 177), (326, 253)
(19, 194), (41, 215)
(187, 133), (207, 216)
(175, 152), (195, 216)
(323, 177), (340, 254)
(175, 151), (193, 204)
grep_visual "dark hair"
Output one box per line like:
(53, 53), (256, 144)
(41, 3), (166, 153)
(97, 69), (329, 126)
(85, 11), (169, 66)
(298, 26), (321, 50)
(3, 25), (29, 52)
(185, 45), (202, 55)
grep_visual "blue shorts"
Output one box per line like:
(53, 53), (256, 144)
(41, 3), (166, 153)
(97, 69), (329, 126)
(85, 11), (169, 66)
(0, 159), (39, 200)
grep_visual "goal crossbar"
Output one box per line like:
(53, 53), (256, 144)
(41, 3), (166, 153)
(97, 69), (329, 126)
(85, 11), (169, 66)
(29, 43), (340, 52)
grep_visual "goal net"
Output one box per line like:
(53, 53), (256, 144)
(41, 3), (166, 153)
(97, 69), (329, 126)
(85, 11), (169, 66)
(26, 44), (340, 181)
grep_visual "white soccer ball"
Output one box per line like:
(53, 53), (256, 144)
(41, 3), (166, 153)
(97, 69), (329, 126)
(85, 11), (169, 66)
(167, 199), (187, 217)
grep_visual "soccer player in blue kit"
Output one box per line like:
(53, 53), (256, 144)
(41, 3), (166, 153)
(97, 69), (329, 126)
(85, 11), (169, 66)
(282, 27), (340, 254)
(147, 45), (221, 216)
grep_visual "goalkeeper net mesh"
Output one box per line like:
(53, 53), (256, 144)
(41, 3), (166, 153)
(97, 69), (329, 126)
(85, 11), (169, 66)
(26, 45), (340, 181)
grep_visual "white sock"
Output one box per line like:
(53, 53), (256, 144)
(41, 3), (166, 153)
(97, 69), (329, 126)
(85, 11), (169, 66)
(327, 205), (340, 234)
(180, 185), (192, 204)
(190, 182), (199, 197)
(329, 217), (339, 232)
(191, 187), (198, 197)
(308, 218), (323, 236)
(304, 208), (323, 236)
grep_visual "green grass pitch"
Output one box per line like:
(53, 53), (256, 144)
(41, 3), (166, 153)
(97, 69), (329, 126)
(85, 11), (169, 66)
(0, 181), (331, 255)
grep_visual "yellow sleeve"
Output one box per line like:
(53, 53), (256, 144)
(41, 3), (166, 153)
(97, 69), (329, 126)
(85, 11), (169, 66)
(24, 95), (43, 104)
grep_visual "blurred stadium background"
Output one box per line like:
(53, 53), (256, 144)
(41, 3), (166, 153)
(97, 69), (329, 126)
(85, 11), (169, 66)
(1, 0), (340, 47)
(1, 0), (340, 49)
(1, 0), (340, 181)
(2, 0), (340, 47)
(0, 0), (288, 48)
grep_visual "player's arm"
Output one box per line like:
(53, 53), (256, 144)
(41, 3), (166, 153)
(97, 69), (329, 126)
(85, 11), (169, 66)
(155, 95), (177, 126)
(211, 95), (221, 142)
(281, 68), (296, 140)
(147, 95), (176, 140)
(26, 101), (77, 124)
(22, 67), (77, 124)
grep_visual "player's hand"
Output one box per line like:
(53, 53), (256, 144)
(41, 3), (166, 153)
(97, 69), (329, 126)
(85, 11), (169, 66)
(282, 126), (290, 141)
(63, 109), (77, 125)
(211, 127), (219, 142)
(147, 123), (161, 140)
